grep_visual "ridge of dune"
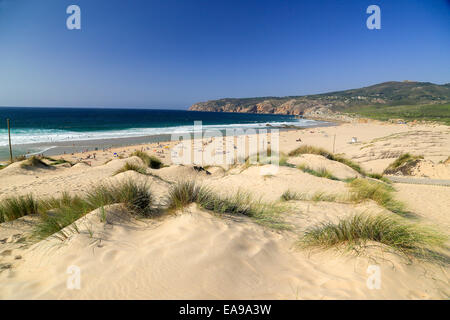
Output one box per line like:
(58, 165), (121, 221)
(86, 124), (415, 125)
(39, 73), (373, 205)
(1, 204), (448, 299)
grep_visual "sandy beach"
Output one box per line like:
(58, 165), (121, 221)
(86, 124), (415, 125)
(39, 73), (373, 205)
(0, 120), (449, 299)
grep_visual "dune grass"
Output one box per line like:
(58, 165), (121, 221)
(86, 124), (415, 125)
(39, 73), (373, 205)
(367, 173), (391, 184)
(114, 162), (148, 175)
(289, 145), (370, 174)
(280, 189), (341, 203)
(131, 150), (163, 169)
(289, 145), (393, 183)
(348, 178), (405, 214)
(166, 181), (288, 229)
(20, 156), (49, 169)
(383, 153), (423, 175)
(238, 148), (293, 170)
(297, 164), (340, 181)
(300, 214), (447, 260)
(0, 194), (40, 223)
(288, 145), (365, 175)
(34, 180), (154, 239)
(42, 156), (73, 166)
(280, 190), (304, 201)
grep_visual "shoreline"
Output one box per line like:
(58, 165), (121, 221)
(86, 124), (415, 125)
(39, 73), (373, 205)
(0, 120), (336, 163)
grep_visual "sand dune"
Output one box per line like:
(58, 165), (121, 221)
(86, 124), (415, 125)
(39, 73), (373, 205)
(1, 203), (448, 299)
(0, 122), (449, 299)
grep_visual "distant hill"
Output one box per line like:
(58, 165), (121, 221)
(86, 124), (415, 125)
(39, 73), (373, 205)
(189, 81), (450, 119)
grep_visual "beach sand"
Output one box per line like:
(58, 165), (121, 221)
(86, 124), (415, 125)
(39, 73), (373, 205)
(0, 120), (449, 299)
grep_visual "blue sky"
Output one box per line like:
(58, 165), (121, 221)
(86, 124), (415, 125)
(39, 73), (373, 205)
(0, 0), (449, 108)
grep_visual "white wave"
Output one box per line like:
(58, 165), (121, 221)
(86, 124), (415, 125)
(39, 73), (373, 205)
(0, 119), (320, 146)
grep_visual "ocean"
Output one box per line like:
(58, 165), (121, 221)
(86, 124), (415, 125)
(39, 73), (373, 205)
(0, 107), (323, 161)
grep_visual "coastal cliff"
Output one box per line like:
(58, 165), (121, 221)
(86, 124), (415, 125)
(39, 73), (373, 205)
(189, 81), (450, 121)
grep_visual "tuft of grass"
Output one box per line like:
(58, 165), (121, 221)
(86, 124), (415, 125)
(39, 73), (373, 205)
(20, 156), (49, 169)
(280, 189), (341, 203)
(114, 162), (147, 175)
(280, 189), (301, 201)
(288, 145), (331, 158)
(278, 153), (295, 167)
(239, 148), (294, 169)
(131, 150), (163, 169)
(311, 191), (339, 202)
(288, 145), (366, 176)
(165, 181), (211, 211)
(34, 180), (154, 239)
(43, 157), (73, 166)
(166, 181), (287, 229)
(148, 155), (163, 169)
(367, 173), (391, 184)
(297, 164), (340, 181)
(0, 194), (40, 223)
(383, 153), (423, 175)
(348, 178), (405, 214)
(300, 214), (447, 260)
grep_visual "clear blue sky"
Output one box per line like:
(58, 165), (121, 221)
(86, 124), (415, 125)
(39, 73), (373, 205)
(0, 0), (449, 108)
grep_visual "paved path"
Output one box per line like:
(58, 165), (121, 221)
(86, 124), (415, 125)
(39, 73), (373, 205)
(387, 176), (450, 187)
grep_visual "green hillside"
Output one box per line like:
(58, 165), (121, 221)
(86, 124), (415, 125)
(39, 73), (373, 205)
(189, 81), (450, 124)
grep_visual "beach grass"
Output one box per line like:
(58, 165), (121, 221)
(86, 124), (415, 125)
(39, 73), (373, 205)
(367, 173), (391, 184)
(34, 180), (154, 239)
(165, 180), (211, 210)
(288, 145), (365, 175)
(42, 156), (73, 166)
(114, 162), (148, 175)
(166, 181), (288, 229)
(280, 189), (341, 202)
(348, 178), (405, 214)
(130, 150), (163, 169)
(0, 194), (40, 223)
(239, 148), (293, 169)
(280, 189), (304, 201)
(383, 153), (423, 175)
(300, 214), (447, 260)
(20, 156), (49, 169)
(297, 164), (340, 180)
